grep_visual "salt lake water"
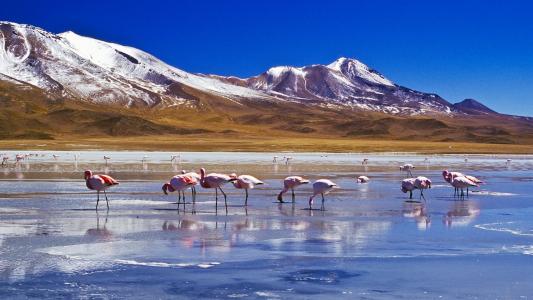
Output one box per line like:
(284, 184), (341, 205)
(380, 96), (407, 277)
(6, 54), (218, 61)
(0, 151), (532, 299)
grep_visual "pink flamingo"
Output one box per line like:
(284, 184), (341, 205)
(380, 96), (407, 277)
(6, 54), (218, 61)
(309, 179), (338, 210)
(451, 176), (478, 198)
(199, 168), (236, 214)
(1, 156), (8, 166)
(278, 176), (310, 203)
(181, 170), (201, 197)
(401, 178), (417, 199)
(162, 174), (198, 208)
(443, 170), (483, 196)
(400, 164), (415, 177)
(414, 176), (432, 200)
(84, 170), (119, 210)
(229, 173), (264, 205)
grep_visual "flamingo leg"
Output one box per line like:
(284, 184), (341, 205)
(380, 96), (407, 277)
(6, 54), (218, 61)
(219, 187), (228, 215)
(420, 190), (426, 202)
(245, 189), (249, 206)
(103, 190), (109, 210)
(320, 193), (325, 211)
(291, 188), (295, 203)
(96, 191), (100, 210)
(215, 188), (218, 213)
(467, 187), (469, 197)
(409, 190), (413, 199)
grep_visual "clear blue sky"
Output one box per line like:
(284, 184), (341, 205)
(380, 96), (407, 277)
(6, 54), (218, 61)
(2, 0), (532, 115)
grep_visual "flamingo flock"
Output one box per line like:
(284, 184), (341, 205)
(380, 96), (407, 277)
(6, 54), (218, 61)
(0, 152), (481, 213)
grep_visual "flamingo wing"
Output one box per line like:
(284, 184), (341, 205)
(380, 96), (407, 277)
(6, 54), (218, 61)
(99, 175), (119, 186)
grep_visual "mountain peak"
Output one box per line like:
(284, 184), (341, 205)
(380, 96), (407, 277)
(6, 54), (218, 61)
(327, 57), (363, 71)
(453, 98), (497, 115)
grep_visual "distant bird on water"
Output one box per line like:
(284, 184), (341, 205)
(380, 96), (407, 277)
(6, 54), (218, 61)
(357, 176), (370, 183)
(84, 170), (119, 210)
(309, 179), (338, 210)
(400, 164), (415, 177)
(278, 176), (309, 203)
(230, 173), (264, 206)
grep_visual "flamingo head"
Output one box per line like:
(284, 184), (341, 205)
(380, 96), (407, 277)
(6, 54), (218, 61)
(84, 170), (92, 180)
(421, 179), (432, 189)
(229, 173), (238, 179)
(181, 170), (187, 174)
(199, 168), (206, 178)
(162, 182), (174, 195)
(401, 187), (408, 193)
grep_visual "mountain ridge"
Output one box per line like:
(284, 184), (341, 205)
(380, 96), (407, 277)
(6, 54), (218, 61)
(1, 21), (532, 146)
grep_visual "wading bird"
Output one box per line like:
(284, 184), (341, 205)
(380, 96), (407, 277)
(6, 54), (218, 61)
(443, 170), (483, 196)
(278, 176), (310, 203)
(400, 164), (415, 177)
(401, 178), (417, 199)
(162, 174), (198, 208)
(309, 179), (338, 210)
(181, 170), (201, 198)
(451, 176), (478, 198)
(199, 168), (236, 214)
(414, 176), (432, 200)
(84, 170), (119, 210)
(229, 173), (264, 206)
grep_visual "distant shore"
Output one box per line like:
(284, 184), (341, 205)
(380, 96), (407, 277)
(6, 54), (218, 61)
(1, 135), (533, 154)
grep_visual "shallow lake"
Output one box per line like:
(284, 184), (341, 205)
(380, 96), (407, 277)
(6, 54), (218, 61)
(1, 151), (532, 299)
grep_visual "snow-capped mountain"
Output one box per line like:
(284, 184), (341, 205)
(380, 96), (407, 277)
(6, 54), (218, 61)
(0, 21), (495, 116)
(0, 21), (269, 107)
(245, 57), (454, 115)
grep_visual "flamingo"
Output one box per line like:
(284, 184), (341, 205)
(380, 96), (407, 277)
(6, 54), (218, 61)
(162, 174), (198, 208)
(443, 170), (483, 196)
(401, 178), (417, 199)
(362, 158), (369, 165)
(229, 173), (264, 206)
(357, 176), (370, 183)
(278, 176), (310, 203)
(199, 168), (236, 214)
(52, 154), (60, 160)
(284, 156), (293, 165)
(171, 154), (180, 163)
(181, 170), (201, 198)
(309, 179), (338, 210)
(400, 164), (415, 177)
(104, 156), (111, 166)
(414, 176), (432, 200)
(84, 170), (119, 210)
(273, 156), (278, 163)
(451, 176), (478, 198)
(1, 156), (8, 166)
(15, 154), (24, 163)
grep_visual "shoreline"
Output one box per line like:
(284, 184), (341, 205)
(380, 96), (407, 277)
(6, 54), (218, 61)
(1, 135), (533, 154)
